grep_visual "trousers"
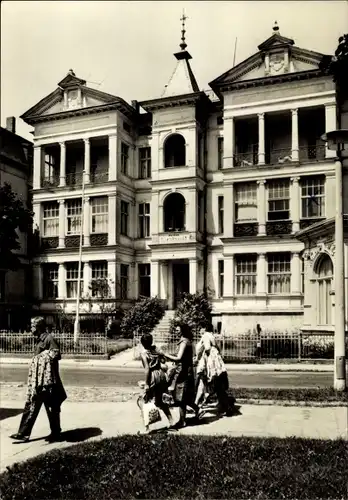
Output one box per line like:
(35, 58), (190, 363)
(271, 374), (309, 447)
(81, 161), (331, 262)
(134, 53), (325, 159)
(18, 391), (61, 438)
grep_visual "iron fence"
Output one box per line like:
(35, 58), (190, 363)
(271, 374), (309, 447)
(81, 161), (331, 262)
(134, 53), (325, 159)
(0, 332), (108, 355)
(133, 331), (347, 362)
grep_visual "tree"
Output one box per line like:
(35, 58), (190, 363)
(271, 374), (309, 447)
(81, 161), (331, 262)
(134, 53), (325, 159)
(0, 183), (33, 270)
(319, 34), (348, 84)
(170, 292), (212, 337)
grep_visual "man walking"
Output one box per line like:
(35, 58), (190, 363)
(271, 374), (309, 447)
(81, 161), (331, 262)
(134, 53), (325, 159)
(10, 317), (67, 443)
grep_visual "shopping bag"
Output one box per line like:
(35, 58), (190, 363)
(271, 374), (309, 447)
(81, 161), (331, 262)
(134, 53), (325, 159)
(142, 400), (162, 426)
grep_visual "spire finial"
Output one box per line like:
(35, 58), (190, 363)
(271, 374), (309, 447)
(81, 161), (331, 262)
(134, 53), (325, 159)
(180, 10), (188, 51)
(273, 20), (279, 33)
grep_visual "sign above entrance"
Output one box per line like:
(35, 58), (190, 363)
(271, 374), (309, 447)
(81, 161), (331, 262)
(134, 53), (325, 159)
(158, 232), (196, 244)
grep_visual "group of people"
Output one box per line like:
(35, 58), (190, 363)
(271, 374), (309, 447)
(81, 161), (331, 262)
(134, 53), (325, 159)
(139, 323), (233, 432)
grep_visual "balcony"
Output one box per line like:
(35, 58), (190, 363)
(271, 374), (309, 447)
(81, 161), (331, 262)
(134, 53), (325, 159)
(267, 148), (293, 166)
(234, 152), (258, 168)
(233, 222), (259, 237)
(41, 237), (59, 250)
(299, 144), (326, 163)
(66, 171), (83, 187)
(266, 221), (292, 236)
(90, 233), (108, 246)
(90, 169), (108, 184)
(41, 176), (59, 189)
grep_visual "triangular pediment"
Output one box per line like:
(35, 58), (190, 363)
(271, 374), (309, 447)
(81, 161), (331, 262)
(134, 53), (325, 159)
(258, 32), (294, 51)
(58, 70), (86, 89)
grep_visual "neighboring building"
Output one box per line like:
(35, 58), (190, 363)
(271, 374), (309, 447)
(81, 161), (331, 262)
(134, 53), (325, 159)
(20, 23), (348, 335)
(0, 117), (33, 330)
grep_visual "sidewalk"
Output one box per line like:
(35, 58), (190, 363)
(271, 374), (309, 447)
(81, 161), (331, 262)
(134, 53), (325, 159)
(1, 398), (347, 473)
(0, 348), (336, 371)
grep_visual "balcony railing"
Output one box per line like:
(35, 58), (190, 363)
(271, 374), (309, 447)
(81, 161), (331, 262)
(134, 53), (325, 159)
(234, 152), (258, 168)
(233, 222), (259, 237)
(41, 177), (59, 188)
(90, 170), (109, 184)
(267, 148), (293, 165)
(266, 221), (292, 236)
(66, 172), (83, 187)
(299, 144), (326, 162)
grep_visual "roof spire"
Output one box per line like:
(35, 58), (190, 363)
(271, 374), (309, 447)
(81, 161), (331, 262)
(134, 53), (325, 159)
(273, 20), (279, 33)
(180, 10), (188, 51)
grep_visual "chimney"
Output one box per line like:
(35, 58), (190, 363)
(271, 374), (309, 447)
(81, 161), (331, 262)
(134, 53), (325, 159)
(6, 117), (16, 134)
(131, 100), (139, 113)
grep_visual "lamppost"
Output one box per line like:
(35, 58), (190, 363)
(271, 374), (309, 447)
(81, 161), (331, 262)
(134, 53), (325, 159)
(74, 170), (86, 345)
(321, 129), (348, 391)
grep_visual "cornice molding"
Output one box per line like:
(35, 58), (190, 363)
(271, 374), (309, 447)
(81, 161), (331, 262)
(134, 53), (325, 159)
(140, 92), (208, 112)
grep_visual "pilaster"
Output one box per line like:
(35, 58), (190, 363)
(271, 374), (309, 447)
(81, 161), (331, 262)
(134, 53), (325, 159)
(291, 109), (299, 162)
(33, 146), (42, 190)
(58, 200), (65, 248)
(223, 184), (234, 238)
(84, 138), (90, 184)
(189, 258), (198, 294)
(151, 260), (160, 297)
(325, 104), (337, 158)
(223, 255), (234, 297)
(59, 142), (66, 187)
(83, 197), (90, 247)
(291, 252), (302, 294)
(58, 263), (65, 299)
(108, 133), (118, 181)
(108, 194), (117, 245)
(257, 180), (266, 236)
(290, 177), (300, 233)
(257, 253), (267, 294)
(223, 117), (234, 168)
(258, 113), (265, 165)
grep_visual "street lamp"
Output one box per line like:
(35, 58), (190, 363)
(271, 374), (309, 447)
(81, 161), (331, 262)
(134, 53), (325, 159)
(74, 170), (86, 345)
(321, 129), (348, 391)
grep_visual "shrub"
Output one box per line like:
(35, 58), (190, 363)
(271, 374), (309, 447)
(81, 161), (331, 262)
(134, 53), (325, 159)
(169, 292), (212, 338)
(120, 297), (166, 338)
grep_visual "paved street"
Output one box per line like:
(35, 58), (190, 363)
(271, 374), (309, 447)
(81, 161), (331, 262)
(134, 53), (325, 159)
(0, 364), (338, 389)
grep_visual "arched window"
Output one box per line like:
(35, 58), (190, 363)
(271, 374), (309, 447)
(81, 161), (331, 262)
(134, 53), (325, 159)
(163, 193), (186, 232)
(164, 134), (186, 168)
(316, 254), (333, 325)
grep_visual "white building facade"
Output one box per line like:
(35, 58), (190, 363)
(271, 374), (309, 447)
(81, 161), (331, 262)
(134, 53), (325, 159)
(21, 25), (348, 334)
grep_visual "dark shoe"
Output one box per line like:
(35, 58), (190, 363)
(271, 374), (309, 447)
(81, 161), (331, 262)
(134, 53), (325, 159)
(10, 433), (29, 442)
(45, 433), (62, 443)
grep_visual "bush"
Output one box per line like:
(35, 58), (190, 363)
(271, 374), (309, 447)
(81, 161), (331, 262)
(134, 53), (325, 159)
(120, 297), (166, 338)
(170, 292), (212, 337)
(1, 436), (347, 499)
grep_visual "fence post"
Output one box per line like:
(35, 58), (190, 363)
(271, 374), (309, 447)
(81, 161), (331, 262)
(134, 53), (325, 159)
(298, 331), (302, 361)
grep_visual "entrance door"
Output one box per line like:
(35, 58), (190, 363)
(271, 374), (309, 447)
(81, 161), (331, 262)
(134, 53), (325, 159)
(173, 263), (189, 308)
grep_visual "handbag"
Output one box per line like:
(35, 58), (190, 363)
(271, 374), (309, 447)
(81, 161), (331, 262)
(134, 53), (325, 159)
(142, 400), (162, 426)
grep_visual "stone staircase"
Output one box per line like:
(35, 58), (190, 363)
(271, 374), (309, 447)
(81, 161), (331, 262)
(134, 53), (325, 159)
(152, 310), (175, 340)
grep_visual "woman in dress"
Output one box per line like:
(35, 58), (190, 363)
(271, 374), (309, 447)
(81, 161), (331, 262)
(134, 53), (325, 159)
(194, 323), (232, 417)
(162, 324), (198, 428)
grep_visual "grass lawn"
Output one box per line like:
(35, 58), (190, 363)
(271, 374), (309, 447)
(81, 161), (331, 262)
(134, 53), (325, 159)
(0, 436), (347, 500)
(230, 387), (348, 403)
(107, 338), (133, 357)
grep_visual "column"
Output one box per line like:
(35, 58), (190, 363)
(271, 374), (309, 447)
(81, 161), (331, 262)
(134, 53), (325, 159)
(58, 263), (65, 298)
(83, 197), (90, 247)
(290, 177), (300, 233)
(160, 262), (168, 300)
(223, 184), (234, 238)
(257, 253), (267, 295)
(257, 180), (266, 236)
(325, 104), (337, 158)
(108, 194), (117, 245)
(108, 133), (117, 181)
(108, 260), (117, 297)
(224, 255), (234, 297)
(151, 191), (160, 238)
(151, 260), (160, 297)
(291, 109), (299, 162)
(58, 200), (65, 248)
(33, 145), (42, 189)
(186, 190), (196, 232)
(33, 264), (43, 300)
(151, 133), (160, 179)
(223, 117), (234, 168)
(291, 252), (302, 294)
(189, 258), (198, 294)
(84, 138), (90, 184)
(258, 113), (265, 165)
(59, 142), (66, 187)
(83, 262), (91, 296)
(187, 127), (197, 167)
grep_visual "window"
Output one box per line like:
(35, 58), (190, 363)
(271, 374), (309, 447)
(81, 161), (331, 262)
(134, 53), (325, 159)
(66, 199), (82, 235)
(120, 264), (129, 299)
(139, 263), (150, 297)
(43, 264), (58, 299)
(218, 260), (224, 298)
(121, 201), (129, 236)
(43, 202), (59, 237)
(268, 180), (290, 221)
(44, 153), (56, 182)
(139, 147), (151, 179)
(164, 193), (185, 232)
(218, 137), (224, 169)
(235, 183), (257, 222)
(301, 177), (325, 218)
(267, 253), (291, 294)
(316, 255), (333, 325)
(91, 261), (108, 297)
(138, 203), (150, 238)
(218, 196), (224, 233)
(66, 263), (83, 299)
(235, 255), (257, 295)
(164, 134), (186, 167)
(121, 143), (129, 175)
(91, 197), (108, 233)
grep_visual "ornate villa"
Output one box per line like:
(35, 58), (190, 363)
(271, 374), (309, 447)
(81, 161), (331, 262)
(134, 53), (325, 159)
(20, 21), (348, 335)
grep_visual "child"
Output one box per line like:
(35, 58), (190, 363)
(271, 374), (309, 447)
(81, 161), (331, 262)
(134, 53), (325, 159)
(140, 333), (173, 432)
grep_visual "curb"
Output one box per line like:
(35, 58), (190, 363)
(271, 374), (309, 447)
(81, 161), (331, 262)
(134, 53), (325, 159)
(235, 398), (348, 407)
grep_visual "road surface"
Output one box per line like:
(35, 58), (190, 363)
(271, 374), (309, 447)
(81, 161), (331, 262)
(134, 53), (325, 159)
(0, 365), (336, 389)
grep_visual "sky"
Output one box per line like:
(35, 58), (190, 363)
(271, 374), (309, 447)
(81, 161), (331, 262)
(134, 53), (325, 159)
(1, 0), (348, 141)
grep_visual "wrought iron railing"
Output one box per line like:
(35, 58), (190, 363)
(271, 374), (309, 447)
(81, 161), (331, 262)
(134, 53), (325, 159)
(233, 222), (259, 237)
(41, 177), (60, 188)
(66, 172), (83, 186)
(90, 170), (109, 184)
(233, 152), (258, 167)
(299, 144), (326, 162)
(268, 148), (293, 165)
(266, 220), (292, 236)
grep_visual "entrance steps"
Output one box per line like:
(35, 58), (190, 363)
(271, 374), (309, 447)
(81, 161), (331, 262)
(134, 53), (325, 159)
(152, 310), (175, 337)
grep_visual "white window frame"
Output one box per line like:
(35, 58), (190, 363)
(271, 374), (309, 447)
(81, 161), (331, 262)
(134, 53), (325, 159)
(139, 147), (151, 179)
(43, 202), (59, 237)
(91, 197), (108, 234)
(66, 263), (83, 299)
(121, 142), (129, 175)
(138, 203), (150, 238)
(66, 199), (82, 235)
(43, 264), (59, 299)
(235, 183), (257, 222)
(301, 177), (325, 219)
(235, 255), (257, 295)
(267, 180), (290, 221)
(267, 253), (291, 294)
